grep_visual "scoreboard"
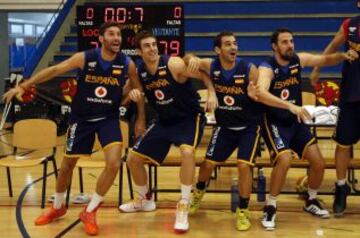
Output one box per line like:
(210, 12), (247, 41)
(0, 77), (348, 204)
(76, 4), (185, 56)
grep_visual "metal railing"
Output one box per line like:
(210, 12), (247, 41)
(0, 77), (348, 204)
(23, 0), (76, 78)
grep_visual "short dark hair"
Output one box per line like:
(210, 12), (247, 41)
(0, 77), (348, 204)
(99, 22), (121, 36)
(135, 30), (156, 49)
(270, 28), (293, 44)
(213, 31), (235, 48)
(214, 31), (235, 48)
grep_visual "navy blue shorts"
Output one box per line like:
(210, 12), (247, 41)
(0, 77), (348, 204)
(131, 114), (205, 165)
(65, 118), (122, 157)
(205, 125), (261, 166)
(262, 115), (316, 163)
(333, 102), (360, 146)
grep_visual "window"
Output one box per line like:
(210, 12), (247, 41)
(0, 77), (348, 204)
(36, 26), (45, 36)
(24, 24), (34, 36)
(11, 24), (23, 34)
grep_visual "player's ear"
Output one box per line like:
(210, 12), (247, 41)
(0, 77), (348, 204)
(271, 43), (277, 52)
(214, 46), (221, 55)
(99, 35), (104, 44)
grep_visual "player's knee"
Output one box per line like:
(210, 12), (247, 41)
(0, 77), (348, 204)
(61, 157), (78, 171)
(180, 147), (195, 159)
(203, 160), (216, 170)
(276, 156), (291, 170)
(105, 157), (121, 172)
(127, 155), (144, 168)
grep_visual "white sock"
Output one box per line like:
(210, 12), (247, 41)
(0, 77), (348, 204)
(307, 187), (318, 200)
(337, 179), (346, 186)
(135, 185), (149, 199)
(180, 184), (192, 203)
(53, 192), (65, 209)
(86, 192), (103, 212)
(267, 195), (277, 207)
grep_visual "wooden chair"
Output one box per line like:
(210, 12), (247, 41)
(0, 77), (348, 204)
(0, 119), (58, 208)
(66, 120), (130, 207)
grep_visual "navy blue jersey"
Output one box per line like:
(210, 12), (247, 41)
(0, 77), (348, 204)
(137, 55), (203, 124)
(70, 48), (130, 122)
(261, 54), (302, 124)
(210, 57), (261, 127)
(341, 16), (360, 102)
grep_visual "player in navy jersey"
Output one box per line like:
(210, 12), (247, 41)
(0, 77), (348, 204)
(3, 22), (145, 236)
(310, 0), (360, 217)
(119, 31), (217, 233)
(185, 31), (261, 231)
(250, 28), (357, 230)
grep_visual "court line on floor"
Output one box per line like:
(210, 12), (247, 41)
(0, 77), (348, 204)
(54, 219), (81, 238)
(16, 171), (55, 238)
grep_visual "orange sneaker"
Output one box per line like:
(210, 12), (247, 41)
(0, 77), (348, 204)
(34, 205), (67, 225)
(79, 206), (100, 236)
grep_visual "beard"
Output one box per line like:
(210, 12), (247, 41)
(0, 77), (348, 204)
(103, 39), (120, 54)
(279, 49), (294, 61)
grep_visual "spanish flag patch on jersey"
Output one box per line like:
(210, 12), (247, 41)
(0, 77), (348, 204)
(159, 70), (166, 76)
(290, 68), (298, 74)
(235, 79), (244, 84)
(112, 69), (122, 75)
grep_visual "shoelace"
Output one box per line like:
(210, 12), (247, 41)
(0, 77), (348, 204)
(176, 204), (188, 222)
(47, 208), (62, 218)
(83, 212), (96, 223)
(238, 212), (248, 225)
(192, 191), (203, 203)
(310, 199), (324, 209)
(264, 207), (276, 221)
(131, 198), (144, 208)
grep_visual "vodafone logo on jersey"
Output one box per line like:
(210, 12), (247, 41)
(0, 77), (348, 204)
(95, 86), (107, 98)
(280, 89), (290, 100)
(223, 95), (235, 106)
(154, 89), (165, 100)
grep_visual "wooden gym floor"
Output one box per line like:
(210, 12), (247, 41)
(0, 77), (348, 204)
(0, 125), (360, 237)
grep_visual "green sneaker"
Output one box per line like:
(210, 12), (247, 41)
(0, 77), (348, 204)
(188, 188), (206, 215)
(236, 208), (251, 231)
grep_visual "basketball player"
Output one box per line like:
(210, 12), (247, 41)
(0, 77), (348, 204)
(185, 31), (262, 231)
(250, 28), (358, 230)
(119, 30), (217, 233)
(3, 22), (146, 236)
(310, 0), (360, 216)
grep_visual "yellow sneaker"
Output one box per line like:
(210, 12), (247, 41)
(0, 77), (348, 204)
(188, 188), (206, 215)
(236, 208), (251, 231)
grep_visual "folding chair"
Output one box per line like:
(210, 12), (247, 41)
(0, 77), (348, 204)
(0, 119), (58, 208)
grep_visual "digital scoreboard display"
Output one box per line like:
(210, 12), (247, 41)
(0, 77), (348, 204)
(76, 4), (184, 56)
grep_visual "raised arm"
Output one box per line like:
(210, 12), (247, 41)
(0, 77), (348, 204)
(298, 50), (357, 69)
(169, 56), (218, 111)
(310, 24), (347, 85)
(183, 53), (213, 75)
(3, 52), (85, 103)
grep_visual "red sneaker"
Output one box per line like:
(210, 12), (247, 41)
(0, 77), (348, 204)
(79, 206), (100, 236)
(34, 205), (67, 225)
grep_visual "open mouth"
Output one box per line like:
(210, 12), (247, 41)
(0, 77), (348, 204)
(112, 42), (120, 47)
